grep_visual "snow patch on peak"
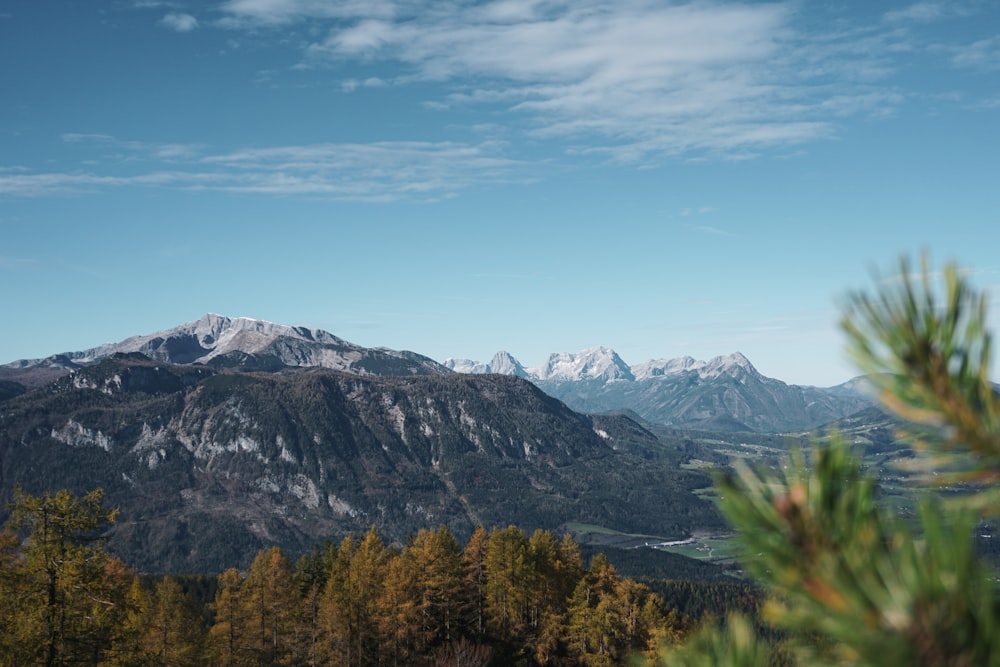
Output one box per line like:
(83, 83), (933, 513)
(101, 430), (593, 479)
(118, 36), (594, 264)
(443, 351), (529, 377)
(632, 356), (704, 379)
(698, 352), (760, 380)
(530, 346), (634, 383)
(631, 352), (759, 381)
(187, 313), (346, 350)
(442, 358), (489, 374)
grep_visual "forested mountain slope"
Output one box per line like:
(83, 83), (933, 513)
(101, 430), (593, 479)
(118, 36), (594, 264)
(0, 354), (722, 572)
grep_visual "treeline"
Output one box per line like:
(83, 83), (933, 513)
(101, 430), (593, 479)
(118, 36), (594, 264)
(0, 487), (727, 666)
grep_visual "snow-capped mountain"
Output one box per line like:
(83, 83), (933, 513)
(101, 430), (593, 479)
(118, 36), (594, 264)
(529, 346), (635, 383)
(443, 351), (529, 378)
(631, 356), (704, 380)
(488, 351), (530, 378)
(442, 358), (489, 374)
(5, 313), (449, 377)
(630, 352), (759, 382)
(447, 348), (868, 432)
(1, 314), (870, 433)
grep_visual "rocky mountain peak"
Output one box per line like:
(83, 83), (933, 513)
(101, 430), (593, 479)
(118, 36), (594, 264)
(442, 358), (489, 374)
(443, 351), (530, 378)
(488, 351), (529, 378)
(631, 355), (703, 380)
(698, 352), (760, 380)
(5, 314), (449, 377)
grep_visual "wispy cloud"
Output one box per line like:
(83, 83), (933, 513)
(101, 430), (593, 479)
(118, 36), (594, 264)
(883, 1), (980, 25)
(0, 136), (526, 201)
(218, 0), (396, 28)
(951, 35), (1000, 71)
(220, 0), (906, 163)
(61, 133), (204, 161)
(687, 224), (732, 237)
(0, 171), (193, 197)
(883, 2), (951, 24)
(161, 12), (199, 32)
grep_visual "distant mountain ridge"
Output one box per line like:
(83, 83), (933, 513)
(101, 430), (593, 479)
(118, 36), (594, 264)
(444, 348), (761, 383)
(3, 315), (870, 433)
(445, 348), (869, 433)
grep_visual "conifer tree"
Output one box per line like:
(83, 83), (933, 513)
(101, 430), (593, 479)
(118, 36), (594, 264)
(483, 526), (533, 645)
(0, 526), (27, 661)
(657, 256), (1000, 666)
(462, 526), (490, 640)
(378, 548), (422, 666)
(102, 575), (151, 667)
(291, 545), (329, 666)
(139, 576), (205, 666)
(241, 546), (295, 665)
(208, 568), (250, 666)
(408, 525), (466, 647)
(3, 487), (134, 666)
(316, 536), (354, 665)
(316, 527), (391, 667)
(566, 553), (624, 667)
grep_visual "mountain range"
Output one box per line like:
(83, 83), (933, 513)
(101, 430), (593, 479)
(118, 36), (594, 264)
(5, 315), (870, 434)
(445, 347), (870, 433)
(0, 352), (720, 572)
(0, 314), (872, 572)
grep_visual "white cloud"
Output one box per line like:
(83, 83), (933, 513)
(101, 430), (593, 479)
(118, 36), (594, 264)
(219, 0), (395, 27)
(161, 12), (199, 32)
(0, 171), (189, 197)
(283, 0), (902, 162)
(340, 76), (389, 92)
(330, 19), (394, 54)
(0, 137), (526, 201)
(883, 2), (949, 24)
(61, 133), (204, 161)
(951, 35), (1000, 71)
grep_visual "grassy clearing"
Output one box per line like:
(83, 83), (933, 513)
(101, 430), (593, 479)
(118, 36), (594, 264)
(563, 522), (672, 542)
(655, 534), (740, 563)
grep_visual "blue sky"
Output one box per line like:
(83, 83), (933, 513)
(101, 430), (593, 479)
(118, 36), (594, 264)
(1, 0), (998, 386)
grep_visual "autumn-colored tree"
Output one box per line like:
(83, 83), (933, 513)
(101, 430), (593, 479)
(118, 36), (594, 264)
(407, 525), (467, 647)
(317, 527), (391, 667)
(566, 553), (620, 666)
(316, 536), (353, 665)
(483, 525), (533, 644)
(527, 529), (586, 664)
(290, 545), (330, 666)
(462, 526), (490, 640)
(566, 553), (668, 667)
(102, 576), (151, 666)
(0, 525), (27, 661)
(137, 576), (205, 666)
(241, 546), (296, 665)
(2, 487), (136, 667)
(207, 568), (250, 666)
(378, 548), (422, 666)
